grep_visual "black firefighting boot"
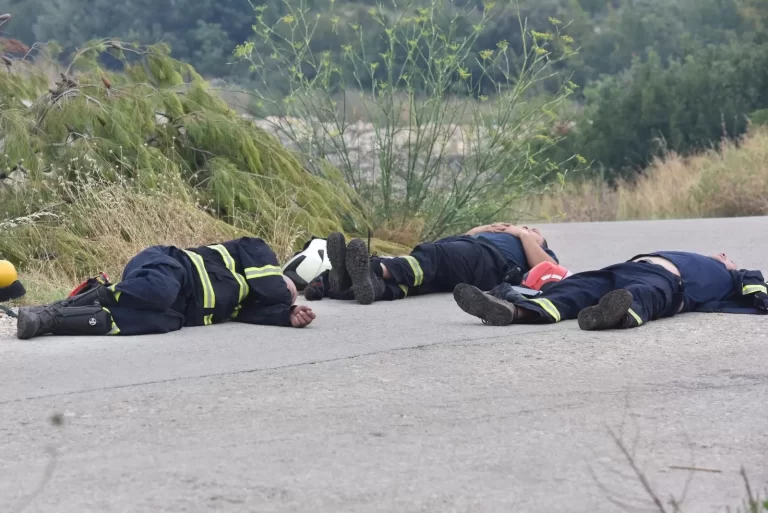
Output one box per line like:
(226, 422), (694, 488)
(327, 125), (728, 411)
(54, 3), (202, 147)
(453, 283), (519, 326)
(16, 304), (114, 340)
(327, 231), (354, 297)
(28, 283), (116, 313)
(577, 289), (637, 331)
(345, 238), (386, 305)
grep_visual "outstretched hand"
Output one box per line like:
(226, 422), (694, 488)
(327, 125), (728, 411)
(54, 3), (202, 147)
(290, 305), (316, 328)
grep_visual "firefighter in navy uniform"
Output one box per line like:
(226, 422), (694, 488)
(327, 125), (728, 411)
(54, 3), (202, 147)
(15, 237), (316, 339)
(453, 250), (768, 329)
(306, 223), (559, 305)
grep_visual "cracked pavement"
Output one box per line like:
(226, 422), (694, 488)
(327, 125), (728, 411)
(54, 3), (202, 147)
(1, 217), (767, 512)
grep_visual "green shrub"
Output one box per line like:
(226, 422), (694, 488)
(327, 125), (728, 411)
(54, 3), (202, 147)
(234, 0), (582, 240)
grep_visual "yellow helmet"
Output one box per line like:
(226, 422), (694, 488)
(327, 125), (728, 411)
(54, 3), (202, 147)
(0, 260), (18, 288)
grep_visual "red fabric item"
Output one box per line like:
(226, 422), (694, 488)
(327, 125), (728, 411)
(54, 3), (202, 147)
(522, 262), (571, 290)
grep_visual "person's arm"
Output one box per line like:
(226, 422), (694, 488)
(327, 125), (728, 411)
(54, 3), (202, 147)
(494, 225), (556, 267)
(234, 300), (293, 327)
(693, 269), (768, 314)
(465, 222), (511, 236)
(237, 237), (294, 307)
(519, 231), (557, 267)
(234, 301), (316, 327)
(738, 269), (768, 296)
(465, 224), (490, 236)
(234, 238), (316, 327)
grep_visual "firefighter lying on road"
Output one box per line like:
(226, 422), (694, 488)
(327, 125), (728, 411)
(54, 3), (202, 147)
(15, 237), (316, 339)
(453, 251), (768, 329)
(305, 223), (560, 305)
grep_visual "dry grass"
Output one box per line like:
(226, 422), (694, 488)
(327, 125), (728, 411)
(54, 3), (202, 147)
(0, 157), (329, 305)
(2, 172), (410, 306)
(372, 218), (427, 249)
(518, 128), (768, 222)
(2, 180), (250, 305)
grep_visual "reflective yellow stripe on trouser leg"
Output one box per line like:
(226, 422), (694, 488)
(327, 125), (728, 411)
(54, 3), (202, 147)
(402, 256), (424, 287)
(108, 284), (121, 303)
(182, 250), (216, 325)
(526, 298), (561, 322)
(102, 307), (121, 335)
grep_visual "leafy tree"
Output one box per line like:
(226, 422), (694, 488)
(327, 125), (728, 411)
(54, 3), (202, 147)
(567, 41), (768, 177)
(736, 0), (768, 37)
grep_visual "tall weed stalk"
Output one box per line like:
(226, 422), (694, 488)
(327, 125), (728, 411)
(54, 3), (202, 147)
(235, 0), (584, 240)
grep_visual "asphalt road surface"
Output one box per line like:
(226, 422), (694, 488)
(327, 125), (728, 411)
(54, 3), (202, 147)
(1, 217), (767, 513)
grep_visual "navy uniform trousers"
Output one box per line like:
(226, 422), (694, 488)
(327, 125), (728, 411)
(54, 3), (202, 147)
(497, 261), (684, 327)
(102, 246), (190, 335)
(374, 235), (509, 300)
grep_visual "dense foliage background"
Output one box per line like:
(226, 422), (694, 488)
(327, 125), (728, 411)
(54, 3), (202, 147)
(3, 0), (768, 299)
(4, 0), (768, 180)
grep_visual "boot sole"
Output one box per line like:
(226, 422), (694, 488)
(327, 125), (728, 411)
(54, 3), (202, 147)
(346, 239), (375, 305)
(327, 232), (351, 294)
(453, 283), (517, 326)
(16, 308), (40, 340)
(578, 289), (633, 331)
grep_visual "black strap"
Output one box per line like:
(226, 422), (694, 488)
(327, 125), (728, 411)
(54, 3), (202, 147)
(0, 304), (17, 318)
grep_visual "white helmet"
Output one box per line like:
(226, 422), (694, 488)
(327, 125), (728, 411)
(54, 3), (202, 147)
(282, 237), (332, 290)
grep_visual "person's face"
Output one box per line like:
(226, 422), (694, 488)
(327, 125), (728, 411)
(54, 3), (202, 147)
(283, 275), (298, 303)
(710, 252), (738, 270)
(522, 226), (545, 246)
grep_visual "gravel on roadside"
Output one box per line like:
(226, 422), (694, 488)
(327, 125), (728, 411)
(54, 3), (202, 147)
(0, 307), (18, 338)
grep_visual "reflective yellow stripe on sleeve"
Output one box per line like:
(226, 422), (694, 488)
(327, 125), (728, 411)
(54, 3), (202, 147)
(743, 284), (768, 295)
(399, 284), (409, 297)
(208, 244), (249, 304)
(182, 249), (216, 325)
(402, 256), (424, 286)
(526, 297), (561, 322)
(244, 265), (283, 280)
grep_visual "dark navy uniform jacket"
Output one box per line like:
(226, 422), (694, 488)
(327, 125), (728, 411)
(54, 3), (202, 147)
(631, 251), (768, 315)
(168, 237), (294, 327)
(475, 232), (559, 274)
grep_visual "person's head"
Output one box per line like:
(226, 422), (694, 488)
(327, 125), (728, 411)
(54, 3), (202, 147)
(283, 274), (298, 304)
(522, 226), (547, 247)
(710, 252), (738, 270)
